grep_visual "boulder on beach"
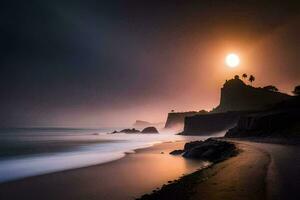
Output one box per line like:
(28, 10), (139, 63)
(184, 141), (204, 151)
(141, 126), (159, 134)
(169, 149), (185, 155)
(183, 139), (237, 162)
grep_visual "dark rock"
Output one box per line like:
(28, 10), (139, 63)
(169, 150), (185, 155)
(120, 128), (140, 134)
(182, 139), (237, 162)
(213, 78), (290, 113)
(141, 126), (159, 134)
(225, 96), (300, 138)
(107, 130), (118, 134)
(226, 112), (300, 138)
(164, 110), (207, 129)
(181, 111), (248, 135)
(180, 78), (291, 136)
(183, 141), (204, 151)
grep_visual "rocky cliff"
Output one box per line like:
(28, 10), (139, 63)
(181, 111), (249, 135)
(225, 97), (300, 138)
(180, 78), (291, 135)
(213, 78), (290, 112)
(164, 110), (207, 129)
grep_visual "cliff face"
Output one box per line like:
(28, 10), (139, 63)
(133, 120), (151, 129)
(182, 111), (248, 135)
(225, 97), (300, 138)
(213, 78), (291, 112)
(181, 78), (292, 135)
(133, 120), (164, 129)
(164, 111), (201, 129)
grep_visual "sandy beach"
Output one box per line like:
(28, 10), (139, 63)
(1, 139), (299, 200)
(0, 140), (206, 200)
(138, 140), (300, 200)
(190, 142), (269, 200)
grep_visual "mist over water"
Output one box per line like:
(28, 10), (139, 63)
(0, 128), (209, 183)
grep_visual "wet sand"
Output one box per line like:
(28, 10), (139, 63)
(137, 142), (269, 200)
(0, 141), (205, 200)
(233, 140), (300, 200)
(190, 142), (270, 200)
(138, 140), (300, 200)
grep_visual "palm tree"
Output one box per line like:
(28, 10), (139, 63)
(292, 85), (300, 96)
(242, 73), (247, 79)
(249, 75), (255, 85)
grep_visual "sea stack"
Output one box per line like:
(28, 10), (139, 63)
(141, 126), (159, 134)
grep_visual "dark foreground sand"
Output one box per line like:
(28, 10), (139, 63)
(193, 141), (300, 200)
(0, 141), (205, 200)
(138, 142), (269, 200)
(191, 142), (269, 200)
(139, 140), (300, 200)
(1, 140), (299, 200)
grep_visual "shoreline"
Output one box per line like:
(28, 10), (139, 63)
(0, 134), (199, 183)
(138, 139), (300, 200)
(0, 140), (206, 200)
(2, 138), (298, 200)
(0, 140), (178, 184)
(138, 141), (270, 200)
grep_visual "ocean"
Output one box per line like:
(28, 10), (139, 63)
(0, 128), (206, 183)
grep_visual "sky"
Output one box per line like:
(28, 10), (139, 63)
(0, 0), (299, 128)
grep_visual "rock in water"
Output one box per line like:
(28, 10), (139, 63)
(141, 126), (159, 134)
(120, 128), (140, 133)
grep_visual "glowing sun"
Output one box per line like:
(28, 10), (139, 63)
(225, 53), (240, 68)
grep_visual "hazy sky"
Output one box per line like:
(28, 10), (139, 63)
(1, 0), (299, 127)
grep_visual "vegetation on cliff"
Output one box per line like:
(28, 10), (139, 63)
(180, 76), (293, 135)
(213, 77), (290, 113)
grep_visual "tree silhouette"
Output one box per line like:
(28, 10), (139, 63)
(249, 75), (255, 85)
(263, 85), (278, 92)
(234, 75), (240, 80)
(292, 85), (300, 95)
(242, 73), (247, 79)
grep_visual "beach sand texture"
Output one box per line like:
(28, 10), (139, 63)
(0, 141), (204, 200)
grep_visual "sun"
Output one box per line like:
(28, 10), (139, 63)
(225, 53), (240, 68)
